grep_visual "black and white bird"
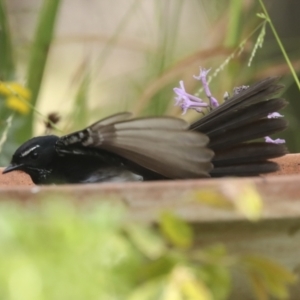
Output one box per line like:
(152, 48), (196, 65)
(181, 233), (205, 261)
(3, 77), (288, 184)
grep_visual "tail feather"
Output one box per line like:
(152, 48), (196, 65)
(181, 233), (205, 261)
(212, 143), (288, 166)
(204, 98), (287, 137)
(190, 77), (288, 177)
(209, 161), (280, 177)
(209, 118), (287, 149)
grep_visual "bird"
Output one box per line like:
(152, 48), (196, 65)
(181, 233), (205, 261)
(3, 77), (288, 184)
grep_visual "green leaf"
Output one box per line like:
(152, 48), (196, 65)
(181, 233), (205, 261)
(193, 183), (263, 221)
(192, 189), (234, 209)
(198, 265), (231, 300)
(165, 265), (213, 300)
(125, 223), (167, 259)
(195, 245), (232, 300)
(128, 277), (165, 300)
(138, 255), (178, 282)
(159, 212), (193, 249)
(242, 254), (297, 299)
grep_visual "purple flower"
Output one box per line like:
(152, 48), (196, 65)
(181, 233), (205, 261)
(173, 81), (208, 115)
(267, 112), (284, 119)
(193, 67), (219, 108)
(265, 136), (285, 144)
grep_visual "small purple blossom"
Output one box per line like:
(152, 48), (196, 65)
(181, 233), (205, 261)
(267, 112), (284, 119)
(173, 81), (208, 115)
(265, 136), (285, 144)
(193, 68), (219, 108)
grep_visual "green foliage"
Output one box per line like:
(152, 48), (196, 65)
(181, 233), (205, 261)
(0, 200), (296, 299)
(241, 254), (297, 300)
(22, 0), (62, 141)
(258, 0), (300, 91)
(0, 0), (61, 164)
(0, 0), (15, 80)
(0, 201), (140, 299)
(0, 0), (17, 165)
(160, 211), (194, 248)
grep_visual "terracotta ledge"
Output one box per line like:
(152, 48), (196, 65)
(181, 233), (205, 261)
(0, 153), (298, 223)
(269, 153), (300, 175)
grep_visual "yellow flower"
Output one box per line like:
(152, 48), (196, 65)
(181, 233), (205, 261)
(0, 81), (31, 114)
(6, 96), (30, 114)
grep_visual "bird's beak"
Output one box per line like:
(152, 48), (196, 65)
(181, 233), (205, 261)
(2, 163), (24, 174)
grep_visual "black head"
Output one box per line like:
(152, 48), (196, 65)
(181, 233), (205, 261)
(3, 135), (59, 184)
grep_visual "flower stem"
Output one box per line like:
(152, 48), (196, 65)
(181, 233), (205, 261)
(258, 0), (300, 91)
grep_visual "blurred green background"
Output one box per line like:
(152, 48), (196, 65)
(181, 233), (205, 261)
(0, 199), (296, 300)
(1, 0), (300, 165)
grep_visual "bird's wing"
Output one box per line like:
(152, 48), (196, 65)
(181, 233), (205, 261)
(56, 113), (213, 178)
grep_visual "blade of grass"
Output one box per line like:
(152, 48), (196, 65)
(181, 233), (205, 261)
(225, 0), (243, 48)
(0, 0), (19, 164)
(19, 0), (61, 141)
(0, 114), (13, 155)
(0, 0), (15, 80)
(95, 0), (140, 72)
(140, 0), (184, 115)
(69, 73), (90, 131)
(258, 0), (300, 91)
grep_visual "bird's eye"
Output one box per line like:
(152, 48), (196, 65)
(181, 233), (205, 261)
(30, 152), (39, 159)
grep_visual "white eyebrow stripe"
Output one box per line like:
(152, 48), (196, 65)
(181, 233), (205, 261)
(21, 145), (40, 157)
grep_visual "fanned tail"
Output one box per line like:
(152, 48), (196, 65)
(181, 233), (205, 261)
(190, 77), (288, 177)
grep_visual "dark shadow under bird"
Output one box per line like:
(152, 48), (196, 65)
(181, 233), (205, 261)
(3, 77), (288, 184)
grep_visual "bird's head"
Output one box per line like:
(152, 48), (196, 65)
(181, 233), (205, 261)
(3, 135), (59, 183)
